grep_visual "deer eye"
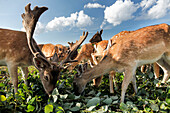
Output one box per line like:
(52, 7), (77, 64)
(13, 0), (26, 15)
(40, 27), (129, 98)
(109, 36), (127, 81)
(43, 75), (49, 81)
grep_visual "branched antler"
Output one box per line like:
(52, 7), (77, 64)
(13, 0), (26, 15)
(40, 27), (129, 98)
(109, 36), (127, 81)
(59, 31), (88, 67)
(21, 3), (50, 69)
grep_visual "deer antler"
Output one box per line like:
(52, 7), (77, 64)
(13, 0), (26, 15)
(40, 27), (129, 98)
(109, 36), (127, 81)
(21, 3), (50, 69)
(59, 31), (88, 67)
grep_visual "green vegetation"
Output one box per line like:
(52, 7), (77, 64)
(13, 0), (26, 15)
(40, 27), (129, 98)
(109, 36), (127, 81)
(0, 66), (169, 112)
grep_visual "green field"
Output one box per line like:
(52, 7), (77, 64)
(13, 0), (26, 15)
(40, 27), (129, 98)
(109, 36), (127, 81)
(0, 66), (169, 113)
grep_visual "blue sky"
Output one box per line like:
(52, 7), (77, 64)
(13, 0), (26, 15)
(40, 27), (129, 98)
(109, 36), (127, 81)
(0, 0), (170, 46)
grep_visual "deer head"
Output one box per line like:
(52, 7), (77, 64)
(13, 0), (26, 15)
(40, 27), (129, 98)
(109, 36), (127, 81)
(68, 40), (79, 60)
(21, 3), (88, 95)
(89, 29), (103, 44)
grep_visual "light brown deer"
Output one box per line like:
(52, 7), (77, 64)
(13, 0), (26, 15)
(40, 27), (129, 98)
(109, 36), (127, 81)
(91, 31), (161, 93)
(0, 3), (88, 95)
(73, 23), (170, 103)
(68, 30), (103, 70)
(38, 43), (69, 62)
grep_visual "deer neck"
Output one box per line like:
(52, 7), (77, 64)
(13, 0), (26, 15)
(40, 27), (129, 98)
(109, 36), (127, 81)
(81, 55), (117, 83)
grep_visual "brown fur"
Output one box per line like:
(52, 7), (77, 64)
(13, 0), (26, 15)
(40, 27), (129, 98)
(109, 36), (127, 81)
(74, 23), (170, 103)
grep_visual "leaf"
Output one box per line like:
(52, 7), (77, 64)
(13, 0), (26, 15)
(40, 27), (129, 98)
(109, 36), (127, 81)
(0, 95), (6, 101)
(120, 102), (128, 111)
(53, 95), (58, 103)
(103, 98), (112, 105)
(87, 106), (96, 111)
(75, 95), (80, 99)
(149, 72), (153, 79)
(86, 97), (100, 107)
(96, 92), (101, 97)
(112, 100), (119, 104)
(44, 104), (53, 113)
(63, 103), (71, 110)
(88, 90), (95, 95)
(28, 97), (36, 104)
(160, 103), (167, 110)
(126, 101), (134, 108)
(27, 105), (35, 112)
(165, 98), (170, 105)
(52, 88), (59, 96)
(70, 106), (80, 111)
(110, 96), (118, 100)
(150, 103), (159, 111)
(67, 94), (75, 99)
(59, 94), (68, 99)
(55, 106), (64, 112)
(0, 83), (5, 87)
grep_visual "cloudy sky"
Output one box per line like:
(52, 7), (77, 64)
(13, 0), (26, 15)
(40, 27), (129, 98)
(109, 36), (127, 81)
(0, 0), (170, 45)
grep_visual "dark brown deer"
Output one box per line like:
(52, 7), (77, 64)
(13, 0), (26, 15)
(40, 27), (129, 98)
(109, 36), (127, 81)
(73, 23), (170, 103)
(0, 3), (88, 95)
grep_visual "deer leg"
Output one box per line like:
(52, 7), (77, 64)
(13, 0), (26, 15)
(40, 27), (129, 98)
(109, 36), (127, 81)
(91, 53), (99, 65)
(93, 75), (103, 87)
(153, 63), (160, 87)
(156, 58), (170, 85)
(109, 71), (115, 93)
(140, 65), (145, 73)
(20, 66), (29, 86)
(121, 67), (136, 103)
(131, 74), (137, 94)
(7, 64), (18, 94)
(89, 57), (95, 68)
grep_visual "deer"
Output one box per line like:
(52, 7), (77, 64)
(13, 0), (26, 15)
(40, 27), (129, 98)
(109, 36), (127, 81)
(38, 43), (70, 62)
(0, 3), (88, 95)
(73, 23), (170, 103)
(90, 31), (161, 93)
(68, 41), (79, 60)
(68, 29), (103, 70)
(67, 30), (103, 87)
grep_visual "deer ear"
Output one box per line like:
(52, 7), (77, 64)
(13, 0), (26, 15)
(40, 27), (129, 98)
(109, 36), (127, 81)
(50, 52), (59, 62)
(68, 42), (71, 45)
(82, 63), (88, 72)
(100, 29), (103, 35)
(33, 57), (47, 70)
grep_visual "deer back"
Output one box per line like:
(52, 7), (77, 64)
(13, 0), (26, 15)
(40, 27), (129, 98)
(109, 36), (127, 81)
(0, 29), (33, 66)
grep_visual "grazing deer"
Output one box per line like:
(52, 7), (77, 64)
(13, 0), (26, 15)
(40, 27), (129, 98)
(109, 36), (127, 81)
(73, 23), (170, 103)
(0, 3), (88, 95)
(91, 31), (161, 93)
(67, 30), (103, 87)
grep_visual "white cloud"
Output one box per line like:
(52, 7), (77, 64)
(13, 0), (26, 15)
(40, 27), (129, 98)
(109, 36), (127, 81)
(76, 10), (93, 28)
(140, 0), (156, 11)
(137, 0), (170, 20)
(21, 22), (45, 35)
(84, 3), (105, 8)
(46, 10), (93, 31)
(100, 19), (106, 29)
(147, 0), (170, 19)
(103, 0), (138, 26)
(46, 12), (78, 31)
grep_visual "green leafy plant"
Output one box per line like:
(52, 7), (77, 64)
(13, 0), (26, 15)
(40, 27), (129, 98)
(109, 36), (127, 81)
(0, 65), (169, 112)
